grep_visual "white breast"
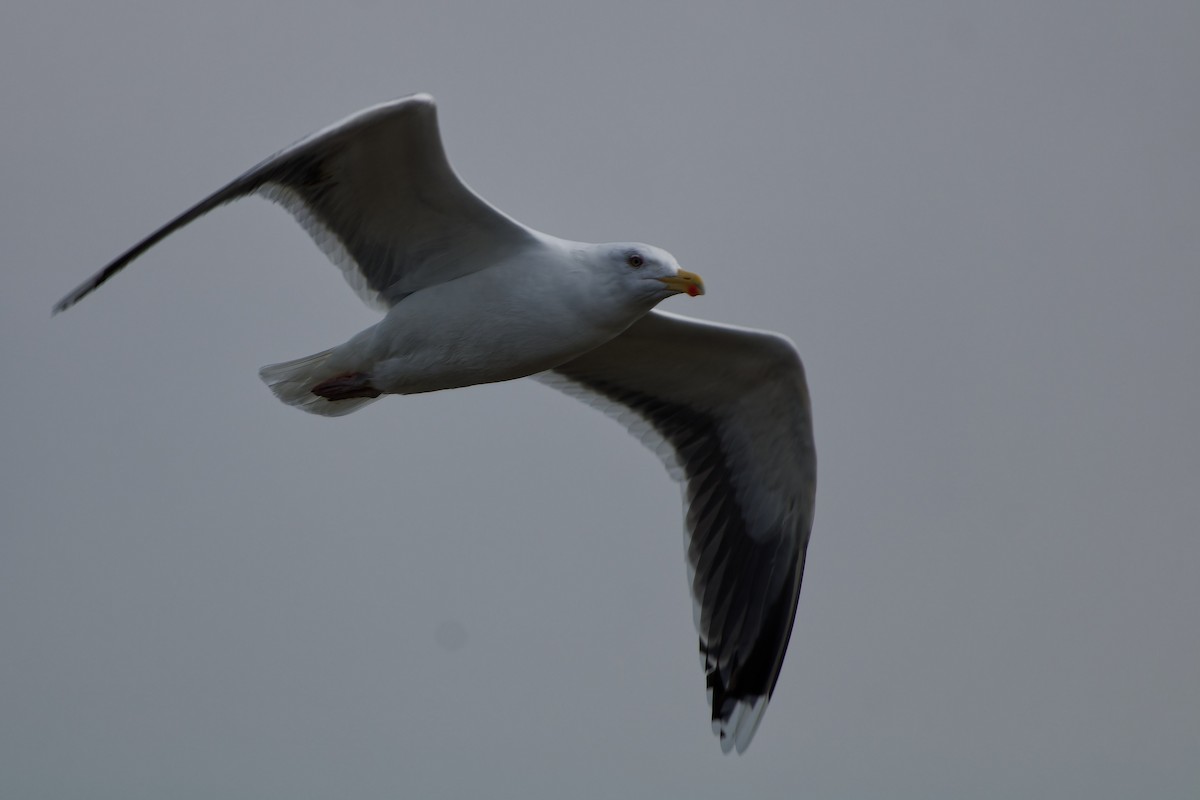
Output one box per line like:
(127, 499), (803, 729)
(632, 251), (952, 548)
(362, 241), (640, 395)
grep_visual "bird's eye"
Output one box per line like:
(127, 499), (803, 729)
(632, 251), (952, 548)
(627, 253), (644, 268)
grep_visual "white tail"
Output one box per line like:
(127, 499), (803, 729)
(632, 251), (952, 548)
(258, 348), (380, 417)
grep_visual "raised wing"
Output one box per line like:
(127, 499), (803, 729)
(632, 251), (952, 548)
(54, 93), (535, 313)
(536, 310), (816, 753)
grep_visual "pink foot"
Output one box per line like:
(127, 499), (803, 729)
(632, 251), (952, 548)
(312, 372), (382, 401)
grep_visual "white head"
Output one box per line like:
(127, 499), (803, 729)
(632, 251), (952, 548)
(588, 242), (706, 305)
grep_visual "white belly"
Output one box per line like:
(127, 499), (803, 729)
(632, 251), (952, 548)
(346, 258), (639, 395)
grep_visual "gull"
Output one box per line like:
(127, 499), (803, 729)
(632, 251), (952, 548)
(53, 94), (816, 753)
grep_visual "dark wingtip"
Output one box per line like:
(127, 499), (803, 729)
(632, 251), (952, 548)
(51, 280), (97, 316)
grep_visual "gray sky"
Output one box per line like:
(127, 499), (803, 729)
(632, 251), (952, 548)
(3, 2), (1198, 798)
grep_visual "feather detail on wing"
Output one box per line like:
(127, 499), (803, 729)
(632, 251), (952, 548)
(535, 310), (817, 753)
(54, 94), (534, 313)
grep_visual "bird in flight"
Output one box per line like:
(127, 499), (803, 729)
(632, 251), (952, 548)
(54, 94), (816, 753)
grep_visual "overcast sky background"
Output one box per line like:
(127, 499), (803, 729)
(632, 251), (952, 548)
(3, 2), (1198, 798)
